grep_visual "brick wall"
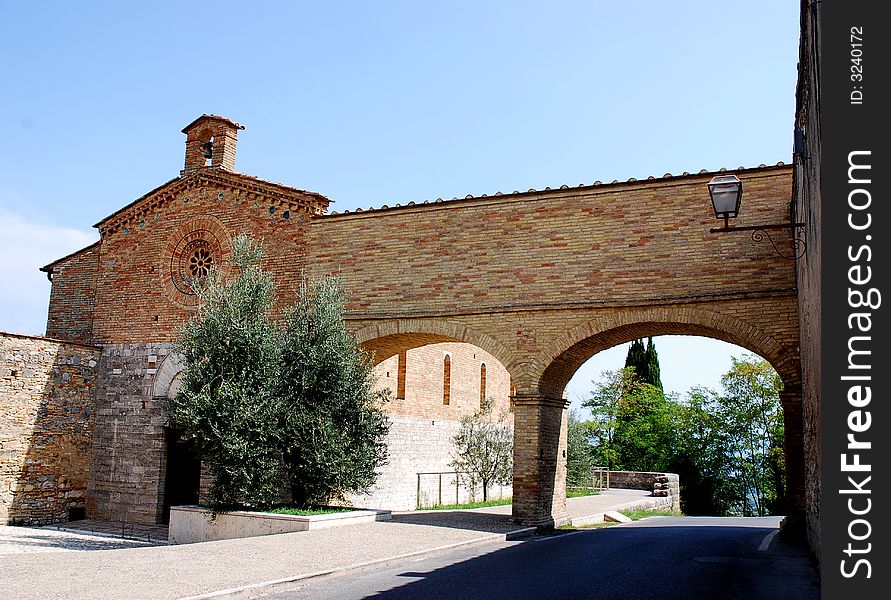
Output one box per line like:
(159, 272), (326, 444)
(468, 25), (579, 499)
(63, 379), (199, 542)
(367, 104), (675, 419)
(307, 168), (794, 315)
(87, 172), (327, 345)
(44, 242), (99, 344)
(793, 0), (823, 562)
(375, 342), (513, 422)
(0, 332), (100, 525)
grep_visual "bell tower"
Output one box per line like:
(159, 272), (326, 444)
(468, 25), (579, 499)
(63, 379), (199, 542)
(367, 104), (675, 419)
(181, 114), (244, 173)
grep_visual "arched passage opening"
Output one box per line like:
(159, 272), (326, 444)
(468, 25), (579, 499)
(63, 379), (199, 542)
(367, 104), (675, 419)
(511, 313), (803, 530)
(351, 326), (517, 511)
(152, 353), (200, 524)
(566, 335), (792, 518)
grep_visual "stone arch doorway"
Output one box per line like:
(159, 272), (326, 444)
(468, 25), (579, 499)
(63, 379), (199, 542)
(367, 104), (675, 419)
(152, 353), (201, 524)
(511, 308), (803, 530)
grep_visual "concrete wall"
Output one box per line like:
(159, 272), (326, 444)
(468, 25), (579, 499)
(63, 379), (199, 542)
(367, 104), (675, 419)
(0, 332), (100, 525)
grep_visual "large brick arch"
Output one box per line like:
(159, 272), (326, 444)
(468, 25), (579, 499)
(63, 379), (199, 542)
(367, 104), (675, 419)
(534, 305), (801, 398)
(353, 319), (515, 375)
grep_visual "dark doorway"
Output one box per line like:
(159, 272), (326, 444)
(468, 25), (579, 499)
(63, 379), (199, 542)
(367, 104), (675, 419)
(162, 427), (201, 524)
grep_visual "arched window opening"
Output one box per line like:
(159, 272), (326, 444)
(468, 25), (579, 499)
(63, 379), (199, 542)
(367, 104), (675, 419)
(396, 351), (407, 400)
(479, 363), (487, 408)
(442, 354), (451, 405)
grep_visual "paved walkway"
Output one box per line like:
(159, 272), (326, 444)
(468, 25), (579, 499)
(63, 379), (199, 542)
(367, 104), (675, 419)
(0, 489), (663, 600)
(43, 519), (170, 544)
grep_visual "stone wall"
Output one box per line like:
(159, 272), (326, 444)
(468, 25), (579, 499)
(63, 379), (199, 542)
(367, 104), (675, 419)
(0, 332), (100, 525)
(350, 416), (512, 511)
(86, 343), (175, 524)
(793, 0), (822, 562)
(609, 471), (681, 513)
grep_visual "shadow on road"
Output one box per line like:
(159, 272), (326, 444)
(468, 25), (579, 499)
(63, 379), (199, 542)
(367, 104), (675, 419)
(389, 509), (517, 534)
(336, 519), (819, 600)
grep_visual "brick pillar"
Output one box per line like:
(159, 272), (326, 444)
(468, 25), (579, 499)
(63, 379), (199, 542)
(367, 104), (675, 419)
(511, 394), (570, 527)
(780, 388), (806, 538)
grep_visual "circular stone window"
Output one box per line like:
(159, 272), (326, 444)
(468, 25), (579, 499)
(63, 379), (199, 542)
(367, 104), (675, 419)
(160, 216), (231, 309)
(182, 239), (215, 282)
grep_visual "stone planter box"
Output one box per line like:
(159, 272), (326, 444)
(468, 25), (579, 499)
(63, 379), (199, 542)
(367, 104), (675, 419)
(168, 505), (392, 544)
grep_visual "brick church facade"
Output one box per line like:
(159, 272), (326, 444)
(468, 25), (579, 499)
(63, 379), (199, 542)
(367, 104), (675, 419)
(1, 115), (512, 525)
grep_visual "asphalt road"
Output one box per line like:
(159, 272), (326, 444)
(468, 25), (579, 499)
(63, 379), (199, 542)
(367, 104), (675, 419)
(265, 516), (819, 600)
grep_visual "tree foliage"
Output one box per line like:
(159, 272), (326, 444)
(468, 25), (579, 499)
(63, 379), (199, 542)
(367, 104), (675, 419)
(717, 356), (784, 516)
(450, 399), (513, 501)
(578, 352), (785, 517)
(566, 410), (596, 487)
(167, 236), (389, 511)
(278, 277), (390, 507)
(166, 236), (283, 508)
(624, 337), (663, 390)
(583, 367), (673, 472)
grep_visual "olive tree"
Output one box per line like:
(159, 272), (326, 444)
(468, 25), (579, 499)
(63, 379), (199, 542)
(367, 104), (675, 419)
(166, 236), (283, 509)
(450, 399), (513, 502)
(277, 277), (390, 507)
(168, 238), (390, 510)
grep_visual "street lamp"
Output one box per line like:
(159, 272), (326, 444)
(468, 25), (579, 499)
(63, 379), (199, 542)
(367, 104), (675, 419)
(707, 174), (806, 260)
(708, 175), (743, 228)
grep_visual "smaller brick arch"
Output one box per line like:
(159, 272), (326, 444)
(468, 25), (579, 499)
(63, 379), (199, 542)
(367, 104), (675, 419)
(152, 352), (186, 399)
(352, 319), (515, 375)
(534, 305), (800, 398)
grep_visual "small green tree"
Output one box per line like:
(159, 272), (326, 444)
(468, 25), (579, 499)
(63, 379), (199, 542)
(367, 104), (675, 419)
(277, 277), (390, 507)
(450, 399), (513, 501)
(670, 387), (739, 515)
(566, 410), (596, 488)
(718, 355), (784, 516)
(583, 368), (629, 471)
(166, 236), (284, 509)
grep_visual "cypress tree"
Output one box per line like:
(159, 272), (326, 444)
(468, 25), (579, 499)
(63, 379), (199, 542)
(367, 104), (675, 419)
(645, 337), (664, 391)
(624, 337), (663, 389)
(624, 339), (647, 380)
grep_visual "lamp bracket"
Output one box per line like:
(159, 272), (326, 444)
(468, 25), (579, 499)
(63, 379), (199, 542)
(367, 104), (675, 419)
(710, 222), (806, 260)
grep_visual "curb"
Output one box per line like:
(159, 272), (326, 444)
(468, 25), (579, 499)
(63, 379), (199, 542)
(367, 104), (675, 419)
(568, 496), (673, 528)
(179, 526), (537, 600)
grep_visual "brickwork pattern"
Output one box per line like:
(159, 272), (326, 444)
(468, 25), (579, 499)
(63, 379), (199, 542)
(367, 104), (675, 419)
(794, 0), (823, 561)
(0, 333), (100, 525)
(44, 243), (99, 344)
(308, 169), (795, 314)
(375, 342), (513, 422)
(88, 172), (327, 345)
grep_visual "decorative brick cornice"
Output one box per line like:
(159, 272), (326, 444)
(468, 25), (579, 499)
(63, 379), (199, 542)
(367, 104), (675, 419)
(94, 169), (331, 235)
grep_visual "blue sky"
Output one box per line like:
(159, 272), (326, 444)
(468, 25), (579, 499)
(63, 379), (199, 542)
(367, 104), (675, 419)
(0, 1), (800, 399)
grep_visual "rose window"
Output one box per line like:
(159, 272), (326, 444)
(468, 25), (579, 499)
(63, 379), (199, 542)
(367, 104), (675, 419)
(189, 248), (213, 278)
